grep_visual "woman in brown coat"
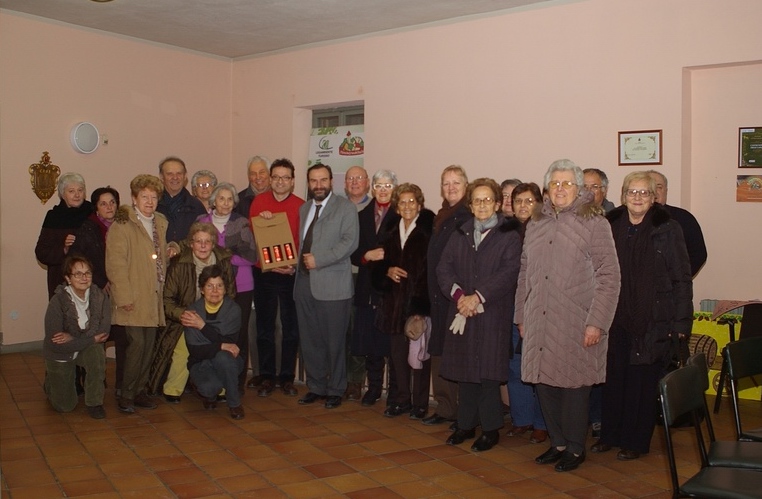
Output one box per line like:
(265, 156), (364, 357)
(515, 159), (620, 472)
(437, 178), (522, 452)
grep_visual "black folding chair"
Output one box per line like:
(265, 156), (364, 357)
(714, 303), (762, 414)
(659, 364), (762, 499)
(685, 353), (762, 470)
(724, 336), (762, 442)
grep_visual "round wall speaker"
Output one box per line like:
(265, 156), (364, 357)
(70, 122), (100, 154)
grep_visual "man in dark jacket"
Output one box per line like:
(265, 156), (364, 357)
(156, 156), (206, 243)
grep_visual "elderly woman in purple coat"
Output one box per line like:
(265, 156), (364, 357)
(437, 178), (522, 452)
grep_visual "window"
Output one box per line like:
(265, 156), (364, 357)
(312, 105), (364, 128)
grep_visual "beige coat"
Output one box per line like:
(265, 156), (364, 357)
(106, 205), (168, 327)
(515, 193), (620, 388)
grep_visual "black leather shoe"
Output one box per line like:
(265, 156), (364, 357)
(591, 440), (612, 453)
(258, 379), (275, 397)
(409, 407), (427, 420)
(617, 449), (640, 460)
(324, 396), (342, 409)
(247, 375), (263, 389)
(471, 430), (499, 452)
(446, 428), (476, 445)
(361, 389), (381, 407)
(421, 413), (453, 426)
(298, 392), (326, 405)
(449, 421), (459, 431)
(164, 394), (181, 404)
(134, 393), (157, 409)
(117, 398), (135, 414)
(281, 381), (298, 396)
(555, 451), (585, 472)
(535, 447), (565, 464)
(383, 403), (412, 417)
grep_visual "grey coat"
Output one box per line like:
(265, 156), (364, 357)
(43, 284), (111, 362)
(515, 192), (620, 388)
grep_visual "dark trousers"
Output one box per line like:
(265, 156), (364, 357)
(600, 337), (662, 454)
(254, 268), (298, 383)
(122, 326), (157, 400)
(389, 333), (430, 410)
(536, 384), (591, 456)
(458, 379), (503, 432)
(111, 324), (127, 390)
(294, 276), (350, 397)
(45, 343), (106, 411)
(190, 351), (244, 408)
(430, 355), (458, 419)
(234, 289), (253, 387)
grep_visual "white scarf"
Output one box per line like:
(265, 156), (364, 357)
(398, 215), (419, 250)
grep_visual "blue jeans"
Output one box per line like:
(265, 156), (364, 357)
(190, 351), (244, 408)
(507, 325), (546, 429)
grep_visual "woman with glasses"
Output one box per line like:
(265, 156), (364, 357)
(437, 178), (522, 452)
(196, 182), (257, 394)
(591, 172), (692, 460)
(350, 170), (399, 406)
(504, 183), (548, 444)
(515, 159), (620, 472)
(191, 170), (218, 212)
(43, 256), (111, 419)
(376, 183), (435, 420)
(147, 222), (235, 403)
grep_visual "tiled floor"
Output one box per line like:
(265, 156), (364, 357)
(2, 351), (760, 498)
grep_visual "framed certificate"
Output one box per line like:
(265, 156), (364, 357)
(618, 130), (662, 165)
(738, 127), (762, 167)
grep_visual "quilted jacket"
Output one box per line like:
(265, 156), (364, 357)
(515, 192), (620, 388)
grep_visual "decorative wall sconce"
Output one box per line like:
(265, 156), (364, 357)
(29, 151), (60, 204)
(70, 121), (100, 154)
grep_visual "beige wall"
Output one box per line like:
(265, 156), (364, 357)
(2, 0), (761, 346)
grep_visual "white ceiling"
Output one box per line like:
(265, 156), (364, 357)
(0, 0), (555, 59)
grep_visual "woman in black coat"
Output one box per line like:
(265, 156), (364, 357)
(375, 183), (435, 420)
(592, 171), (693, 460)
(437, 178), (522, 452)
(350, 170), (399, 407)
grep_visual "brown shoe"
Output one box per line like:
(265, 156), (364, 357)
(281, 381), (298, 396)
(257, 379), (275, 397)
(529, 429), (548, 444)
(617, 449), (640, 460)
(344, 382), (362, 401)
(506, 424), (533, 437)
(203, 397), (217, 410)
(134, 392), (157, 409)
(229, 405), (245, 420)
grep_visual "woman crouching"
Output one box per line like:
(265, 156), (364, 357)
(183, 264), (245, 419)
(43, 256), (110, 419)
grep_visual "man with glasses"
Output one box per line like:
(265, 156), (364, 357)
(248, 158), (305, 397)
(583, 168), (615, 213)
(344, 166), (371, 209)
(237, 155), (272, 218)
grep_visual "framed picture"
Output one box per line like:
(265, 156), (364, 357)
(738, 127), (762, 167)
(618, 130), (662, 165)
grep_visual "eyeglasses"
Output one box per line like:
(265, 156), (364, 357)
(548, 180), (577, 190)
(625, 189), (652, 198)
(271, 175), (292, 182)
(195, 182), (213, 189)
(347, 176), (367, 182)
(398, 199), (418, 207)
(513, 198), (535, 206)
(192, 239), (213, 246)
(203, 283), (225, 290)
(584, 184), (601, 192)
(374, 183), (394, 191)
(70, 271), (92, 279)
(471, 197), (495, 206)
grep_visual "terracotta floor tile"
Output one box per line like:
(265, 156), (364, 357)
(345, 486), (405, 499)
(2, 467), (57, 488)
(3, 483), (64, 499)
(169, 480), (225, 499)
(200, 460), (255, 480)
(261, 466), (315, 485)
(403, 459), (460, 478)
(156, 465), (210, 485)
(60, 477), (116, 496)
(304, 460), (356, 478)
(323, 472), (381, 493)
(109, 472), (165, 491)
(497, 477), (561, 497)
(53, 464), (106, 483)
(244, 455), (293, 472)
(344, 455), (396, 472)
(565, 484), (630, 499)
(382, 448), (434, 465)
(277, 479), (341, 498)
(323, 442), (375, 460)
(387, 479), (447, 498)
(468, 465), (524, 485)
(216, 472), (270, 492)
(365, 466), (419, 486)
(285, 448), (337, 466)
(143, 454), (195, 471)
(539, 470), (596, 492)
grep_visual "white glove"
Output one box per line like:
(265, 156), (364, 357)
(449, 313), (466, 335)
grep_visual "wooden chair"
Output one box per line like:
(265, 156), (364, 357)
(685, 352), (762, 470)
(724, 336), (762, 441)
(659, 364), (762, 499)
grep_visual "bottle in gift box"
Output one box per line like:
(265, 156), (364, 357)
(273, 244), (283, 262)
(284, 242), (295, 260)
(262, 247), (272, 264)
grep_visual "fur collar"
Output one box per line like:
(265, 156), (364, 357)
(606, 203), (671, 227)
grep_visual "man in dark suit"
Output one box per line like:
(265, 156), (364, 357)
(294, 164), (359, 409)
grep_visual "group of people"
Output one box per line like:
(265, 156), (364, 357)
(36, 155), (706, 472)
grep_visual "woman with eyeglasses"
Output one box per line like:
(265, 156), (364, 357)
(591, 172), (692, 461)
(504, 182), (548, 444)
(196, 182), (257, 394)
(191, 170), (218, 212)
(375, 183), (435, 420)
(515, 160), (620, 472)
(147, 222), (235, 403)
(44, 255), (110, 419)
(350, 170), (399, 407)
(437, 178), (522, 452)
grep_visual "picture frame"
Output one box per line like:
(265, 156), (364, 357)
(738, 127), (762, 167)
(618, 130), (662, 166)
